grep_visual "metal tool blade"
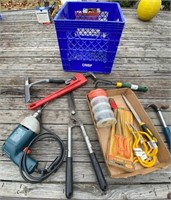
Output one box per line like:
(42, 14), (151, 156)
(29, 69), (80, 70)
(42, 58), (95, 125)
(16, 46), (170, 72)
(67, 92), (76, 115)
(122, 95), (141, 124)
(24, 77), (31, 103)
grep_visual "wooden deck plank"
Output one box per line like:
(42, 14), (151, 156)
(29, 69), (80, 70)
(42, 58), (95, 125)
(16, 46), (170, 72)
(0, 161), (171, 183)
(0, 182), (171, 199)
(0, 8), (171, 200)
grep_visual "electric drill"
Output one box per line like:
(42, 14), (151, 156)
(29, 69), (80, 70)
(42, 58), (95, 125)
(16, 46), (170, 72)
(2, 108), (43, 173)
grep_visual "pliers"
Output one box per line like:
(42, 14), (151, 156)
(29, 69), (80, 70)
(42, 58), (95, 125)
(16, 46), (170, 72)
(66, 92), (107, 199)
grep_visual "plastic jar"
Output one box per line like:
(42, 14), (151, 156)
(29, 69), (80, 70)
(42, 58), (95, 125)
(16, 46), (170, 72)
(94, 110), (116, 127)
(91, 96), (108, 107)
(88, 89), (117, 127)
(92, 102), (110, 113)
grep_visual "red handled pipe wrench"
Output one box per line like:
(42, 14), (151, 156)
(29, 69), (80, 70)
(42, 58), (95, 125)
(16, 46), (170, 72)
(28, 73), (96, 110)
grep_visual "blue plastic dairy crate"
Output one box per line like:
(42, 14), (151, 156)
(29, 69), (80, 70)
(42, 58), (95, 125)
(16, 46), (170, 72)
(54, 1), (125, 74)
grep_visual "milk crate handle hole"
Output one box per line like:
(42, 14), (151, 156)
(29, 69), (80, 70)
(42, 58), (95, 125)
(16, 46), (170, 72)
(83, 8), (101, 15)
(75, 8), (101, 20)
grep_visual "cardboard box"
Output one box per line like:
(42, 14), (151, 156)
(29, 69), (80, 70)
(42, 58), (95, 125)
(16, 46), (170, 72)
(87, 88), (171, 178)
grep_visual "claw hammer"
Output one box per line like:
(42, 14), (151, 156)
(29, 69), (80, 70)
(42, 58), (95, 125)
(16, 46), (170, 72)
(147, 104), (171, 150)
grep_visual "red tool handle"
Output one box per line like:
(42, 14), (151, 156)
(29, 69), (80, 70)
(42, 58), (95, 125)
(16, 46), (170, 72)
(28, 73), (87, 110)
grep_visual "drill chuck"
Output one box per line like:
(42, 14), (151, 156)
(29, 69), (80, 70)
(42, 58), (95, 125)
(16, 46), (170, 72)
(20, 115), (40, 134)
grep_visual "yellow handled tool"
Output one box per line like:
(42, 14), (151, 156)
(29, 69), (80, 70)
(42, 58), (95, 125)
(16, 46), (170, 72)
(122, 95), (158, 144)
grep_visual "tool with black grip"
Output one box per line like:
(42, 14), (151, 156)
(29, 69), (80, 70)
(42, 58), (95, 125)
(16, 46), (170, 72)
(66, 92), (107, 199)
(122, 95), (158, 143)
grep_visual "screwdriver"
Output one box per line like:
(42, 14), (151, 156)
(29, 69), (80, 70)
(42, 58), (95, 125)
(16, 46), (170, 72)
(95, 79), (148, 92)
(122, 95), (158, 145)
(109, 99), (132, 159)
(116, 82), (148, 92)
(119, 109), (132, 159)
(109, 99), (122, 156)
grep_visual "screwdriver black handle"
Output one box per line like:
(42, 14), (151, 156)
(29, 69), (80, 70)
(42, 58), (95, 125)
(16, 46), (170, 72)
(140, 122), (154, 137)
(89, 152), (107, 191)
(163, 127), (171, 150)
(65, 157), (73, 199)
(48, 79), (66, 83)
(140, 123), (158, 147)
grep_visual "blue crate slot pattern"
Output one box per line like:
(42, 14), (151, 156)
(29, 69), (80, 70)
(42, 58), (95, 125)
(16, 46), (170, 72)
(54, 2), (125, 74)
(67, 28), (109, 63)
(68, 50), (108, 63)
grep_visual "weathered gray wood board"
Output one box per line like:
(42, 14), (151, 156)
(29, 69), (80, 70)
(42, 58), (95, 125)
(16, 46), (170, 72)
(0, 9), (171, 199)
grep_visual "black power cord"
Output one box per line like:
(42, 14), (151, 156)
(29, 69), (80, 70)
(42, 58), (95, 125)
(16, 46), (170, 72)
(19, 126), (65, 183)
(1, 89), (65, 183)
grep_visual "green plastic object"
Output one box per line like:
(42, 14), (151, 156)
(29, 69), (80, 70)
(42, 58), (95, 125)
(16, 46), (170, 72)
(116, 82), (148, 92)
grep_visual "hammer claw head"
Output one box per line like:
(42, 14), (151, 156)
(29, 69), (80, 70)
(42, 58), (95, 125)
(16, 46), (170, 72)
(84, 72), (97, 81)
(24, 77), (30, 104)
(160, 104), (170, 110)
(146, 103), (169, 111)
(146, 104), (158, 111)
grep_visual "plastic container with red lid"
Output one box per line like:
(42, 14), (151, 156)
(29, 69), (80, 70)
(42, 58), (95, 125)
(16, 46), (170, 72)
(88, 89), (116, 127)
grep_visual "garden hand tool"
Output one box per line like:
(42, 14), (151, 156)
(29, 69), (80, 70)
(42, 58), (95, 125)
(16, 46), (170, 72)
(66, 117), (74, 199)
(95, 79), (148, 92)
(146, 104), (171, 150)
(24, 76), (66, 103)
(65, 92), (76, 199)
(66, 92), (107, 199)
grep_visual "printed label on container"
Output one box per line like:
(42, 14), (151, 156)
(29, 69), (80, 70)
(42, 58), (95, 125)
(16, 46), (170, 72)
(82, 63), (92, 67)
(141, 151), (147, 161)
(147, 140), (158, 149)
(133, 148), (143, 156)
(131, 84), (138, 90)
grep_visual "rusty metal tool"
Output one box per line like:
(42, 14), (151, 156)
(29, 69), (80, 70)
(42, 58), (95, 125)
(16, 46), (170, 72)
(146, 104), (171, 150)
(66, 92), (107, 198)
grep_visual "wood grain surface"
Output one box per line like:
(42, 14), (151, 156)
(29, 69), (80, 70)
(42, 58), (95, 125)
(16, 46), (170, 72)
(0, 9), (171, 199)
